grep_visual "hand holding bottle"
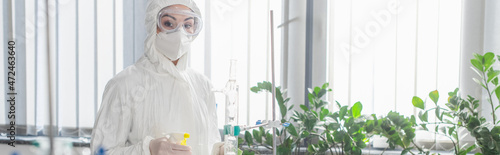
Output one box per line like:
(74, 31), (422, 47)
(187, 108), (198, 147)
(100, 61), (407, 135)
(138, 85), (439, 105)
(149, 137), (192, 155)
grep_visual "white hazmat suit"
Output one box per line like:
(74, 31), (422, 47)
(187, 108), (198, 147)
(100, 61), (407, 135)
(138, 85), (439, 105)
(90, 0), (221, 154)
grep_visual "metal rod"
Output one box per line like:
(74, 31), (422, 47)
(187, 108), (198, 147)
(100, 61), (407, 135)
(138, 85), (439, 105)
(45, 0), (55, 154)
(305, 0), (313, 108)
(240, 122), (288, 131)
(269, 10), (277, 155)
(239, 123), (269, 131)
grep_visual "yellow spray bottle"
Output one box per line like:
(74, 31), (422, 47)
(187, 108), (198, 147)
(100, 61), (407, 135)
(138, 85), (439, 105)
(166, 133), (190, 145)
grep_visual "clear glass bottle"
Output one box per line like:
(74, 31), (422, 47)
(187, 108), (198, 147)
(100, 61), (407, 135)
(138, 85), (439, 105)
(224, 59), (239, 125)
(224, 125), (240, 155)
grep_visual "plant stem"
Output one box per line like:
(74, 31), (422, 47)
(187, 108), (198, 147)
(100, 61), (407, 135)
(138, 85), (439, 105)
(295, 138), (300, 155)
(396, 135), (415, 155)
(420, 122), (465, 128)
(449, 135), (458, 154)
(455, 125), (460, 154)
(411, 141), (425, 154)
(341, 142), (344, 155)
(311, 133), (335, 155)
(483, 71), (497, 123)
(380, 147), (387, 155)
(258, 143), (273, 150)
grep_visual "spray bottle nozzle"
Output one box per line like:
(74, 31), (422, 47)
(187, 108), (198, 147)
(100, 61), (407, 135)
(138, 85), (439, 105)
(167, 133), (190, 146)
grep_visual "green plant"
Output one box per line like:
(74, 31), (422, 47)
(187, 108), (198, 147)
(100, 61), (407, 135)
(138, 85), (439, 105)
(471, 52), (500, 124)
(242, 81), (294, 154)
(468, 52), (500, 154)
(412, 89), (476, 155)
(412, 52), (500, 155)
(243, 82), (427, 155)
(292, 84), (369, 155)
(366, 111), (427, 155)
(243, 82), (373, 155)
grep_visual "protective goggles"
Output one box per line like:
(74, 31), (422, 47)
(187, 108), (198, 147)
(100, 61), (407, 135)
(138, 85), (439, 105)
(157, 8), (202, 36)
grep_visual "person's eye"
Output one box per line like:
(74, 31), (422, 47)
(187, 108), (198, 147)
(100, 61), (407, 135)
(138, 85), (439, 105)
(184, 24), (192, 29)
(164, 21), (174, 28)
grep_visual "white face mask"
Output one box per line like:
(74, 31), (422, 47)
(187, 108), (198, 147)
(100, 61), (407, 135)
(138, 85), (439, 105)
(155, 31), (193, 61)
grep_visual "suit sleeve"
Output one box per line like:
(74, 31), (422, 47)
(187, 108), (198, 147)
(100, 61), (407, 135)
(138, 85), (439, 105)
(206, 80), (222, 152)
(90, 79), (154, 155)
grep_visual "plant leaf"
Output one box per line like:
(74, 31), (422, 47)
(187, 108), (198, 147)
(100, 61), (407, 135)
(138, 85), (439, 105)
(491, 126), (500, 136)
(494, 76), (499, 85)
(317, 89), (327, 98)
(314, 87), (321, 96)
(495, 86), (500, 104)
(339, 106), (348, 119)
(308, 88), (313, 94)
(265, 133), (273, 146)
(320, 108), (329, 120)
(421, 124), (428, 130)
(487, 70), (500, 83)
(287, 124), (299, 137)
(402, 147), (412, 154)
(473, 53), (483, 62)
(288, 104), (295, 111)
(284, 98), (290, 103)
(259, 127), (265, 137)
(412, 96), (425, 110)
(244, 131), (253, 146)
(471, 67), (485, 79)
(410, 115), (416, 125)
(351, 102), (363, 118)
(308, 93), (315, 107)
(471, 59), (484, 72)
(473, 78), (487, 89)
(278, 101), (287, 119)
(300, 104), (309, 111)
(300, 130), (310, 138)
(435, 106), (441, 121)
(250, 86), (260, 93)
(483, 52), (495, 70)
(419, 111), (428, 122)
(429, 90), (439, 105)
(322, 83), (329, 89)
(336, 101), (342, 109)
(448, 126), (455, 136)
(307, 144), (316, 153)
(242, 150), (255, 155)
(253, 129), (262, 143)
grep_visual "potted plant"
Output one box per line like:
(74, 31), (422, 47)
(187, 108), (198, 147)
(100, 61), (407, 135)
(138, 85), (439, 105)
(412, 52), (500, 155)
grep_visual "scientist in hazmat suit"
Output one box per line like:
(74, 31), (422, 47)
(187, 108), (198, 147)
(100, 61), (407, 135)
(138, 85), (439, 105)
(91, 0), (223, 154)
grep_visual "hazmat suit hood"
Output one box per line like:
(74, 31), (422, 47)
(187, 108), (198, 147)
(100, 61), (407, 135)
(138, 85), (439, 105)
(144, 0), (201, 77)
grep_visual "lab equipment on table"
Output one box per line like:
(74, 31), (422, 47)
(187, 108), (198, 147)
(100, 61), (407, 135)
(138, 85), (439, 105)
(220, 120), (290, 155)
(269, 10), (278, 155)
(217, 59), (241, 155)
(96, 147), (105, 155)
(220, 10), (278, 155)
(32, 137), (74, 155)
(224, 59), (239, 126)
(213, 59), (239, 127)
(237, 120), (289, 132)
(223, 125), (240, 155)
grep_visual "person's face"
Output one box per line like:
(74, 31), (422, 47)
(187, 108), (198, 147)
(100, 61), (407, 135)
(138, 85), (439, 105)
(156, 5), (195, 34)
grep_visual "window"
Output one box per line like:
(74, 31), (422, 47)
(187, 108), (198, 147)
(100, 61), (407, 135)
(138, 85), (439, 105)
(0, 0), (284, 137)
(1, 0), (498, 152)
(327, 0), (463, 149)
